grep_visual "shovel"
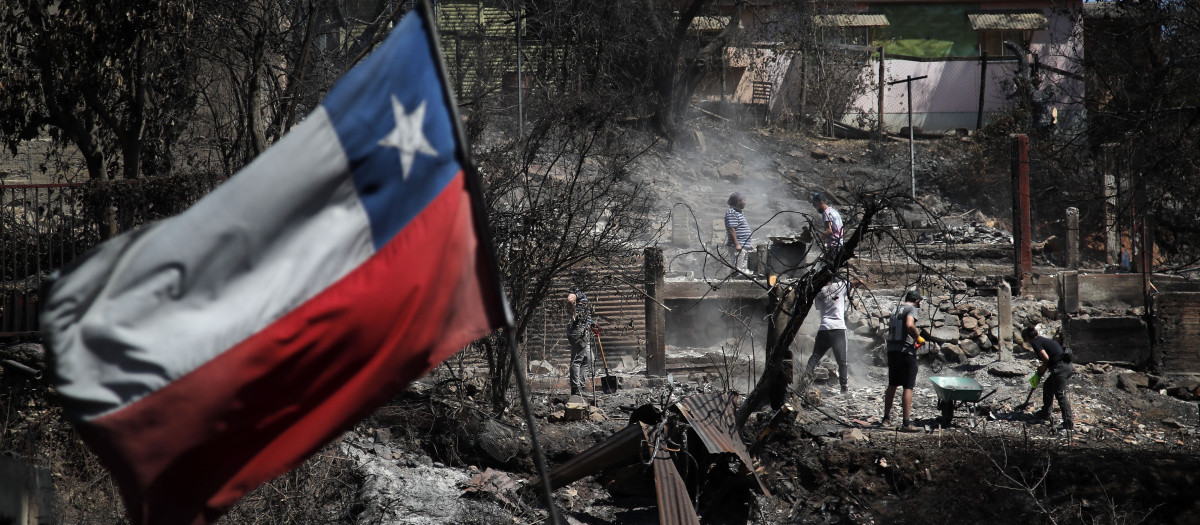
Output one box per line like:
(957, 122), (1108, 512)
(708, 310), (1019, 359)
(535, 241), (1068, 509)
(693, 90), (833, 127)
(1016, 386), (1038, 411)
(593, 329), (619, 393)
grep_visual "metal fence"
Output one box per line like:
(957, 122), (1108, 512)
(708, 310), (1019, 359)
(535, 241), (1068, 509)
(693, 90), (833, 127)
(1, 174), (225, 337)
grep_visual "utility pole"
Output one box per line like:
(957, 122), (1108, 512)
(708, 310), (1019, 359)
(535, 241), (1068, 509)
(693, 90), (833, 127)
(887, 75), (927, 199)
(516, 7), (523, 137)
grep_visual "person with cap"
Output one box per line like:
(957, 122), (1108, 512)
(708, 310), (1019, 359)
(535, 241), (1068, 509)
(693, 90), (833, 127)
(805, 277), (854, 394)
(566, 292), (595, 396)
(1023, 325), (1075, 430)
(724, 192), (752, 271)
(811, 193), (844, 250)
(882, 290), (925, 432)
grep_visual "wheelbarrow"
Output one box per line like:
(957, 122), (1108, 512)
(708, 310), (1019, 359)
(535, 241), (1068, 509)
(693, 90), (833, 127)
(929, 376), (996, 427)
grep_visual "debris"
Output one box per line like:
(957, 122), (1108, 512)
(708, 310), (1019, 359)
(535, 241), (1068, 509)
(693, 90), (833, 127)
(528, 360), (555, 375)
(564, 396), (589, 421)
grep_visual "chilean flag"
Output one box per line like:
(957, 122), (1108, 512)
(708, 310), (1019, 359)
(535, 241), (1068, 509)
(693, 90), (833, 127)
(40, 5), (510, 524)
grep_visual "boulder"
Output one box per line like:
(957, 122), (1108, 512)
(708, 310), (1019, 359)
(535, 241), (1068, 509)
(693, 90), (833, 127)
(960, 339), (982, 358)
(988, 362), (1031, 377)
(1117, 372), (1149, 392)
(718, 160), (744, 181)
(961, 316), (978, 331)
(930, 326), (960, 343)
(941, 312), (960, 328)
(976, 337), (993, 353)
(941, 344), (965, 363)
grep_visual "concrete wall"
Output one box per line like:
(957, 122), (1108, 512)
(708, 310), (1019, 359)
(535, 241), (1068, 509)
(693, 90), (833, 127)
(0, 455), (53, 525)
(1063, 316), (1150, 366)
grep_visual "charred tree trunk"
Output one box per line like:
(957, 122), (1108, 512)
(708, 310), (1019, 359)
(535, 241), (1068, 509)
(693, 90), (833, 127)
(736, 201), (882, 429)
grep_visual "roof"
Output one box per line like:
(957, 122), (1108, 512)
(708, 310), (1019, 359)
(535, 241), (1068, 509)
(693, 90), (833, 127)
(814, 14), (890, 27)
(968, 10), (1048, 31)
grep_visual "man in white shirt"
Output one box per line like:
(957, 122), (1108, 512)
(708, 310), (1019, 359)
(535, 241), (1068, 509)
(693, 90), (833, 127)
(804, 278), (852, 394)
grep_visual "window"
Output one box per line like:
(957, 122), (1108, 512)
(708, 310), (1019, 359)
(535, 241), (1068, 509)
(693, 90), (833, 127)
(979, 29), (1028, 56)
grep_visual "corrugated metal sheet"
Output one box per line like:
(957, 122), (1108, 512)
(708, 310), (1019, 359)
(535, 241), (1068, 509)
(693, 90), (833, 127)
(674, 392), (770, 496)
(1154, 292), (1200, 374)
(813, 14), (889, 27)
(524, 256), (648, 364)
(968, 11), (1047, 31)
(641, 422), (702, 525)
(547, 425), (643, 489)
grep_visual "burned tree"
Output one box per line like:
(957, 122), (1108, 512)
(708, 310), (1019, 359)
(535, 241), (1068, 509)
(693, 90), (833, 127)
(734, 193), (887, 428)
(474, 103), (657, 410)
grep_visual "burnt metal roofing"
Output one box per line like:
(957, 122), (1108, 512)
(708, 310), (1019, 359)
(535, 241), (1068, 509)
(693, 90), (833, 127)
(640, 422), (702, 525)
(546, 424), (643, 489)
(674, 392), (771, 496)
(814, 14), (890, 27)
(968, 11), (1048, 31)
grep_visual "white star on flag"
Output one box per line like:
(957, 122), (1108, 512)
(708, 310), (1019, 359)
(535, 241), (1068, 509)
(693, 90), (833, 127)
(378, 95), (437, 180)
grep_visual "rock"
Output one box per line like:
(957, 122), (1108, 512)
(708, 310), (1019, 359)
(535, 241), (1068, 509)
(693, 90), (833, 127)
(988, 362), (1030, 377)
(942, 312), (960, 328)
(802, 424), (841, 438)
(976, 337), (993, 352)
(375, 428), (392, 444)
(1162, 418), (1185, 429)
(588, 407), (608, 422)
(960, 339), (982, 358)
(1118, 372), (1149, 392)
(1167, 386), (1199, 401)
(842, 428), (867, 442)
(564, 396), (589, 421)
(810, 148), (829, 160)
(718, 160), (744, 181)
(941, 344), (965, 363)
(528, 360), (555, 375)
(961, 316), (978, 331)
(930, 326), (959, 343)
(373, 444), (393, 459)
(918, 342), (938, 359)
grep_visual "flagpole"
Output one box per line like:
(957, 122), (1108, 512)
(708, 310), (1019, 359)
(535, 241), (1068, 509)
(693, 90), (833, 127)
(508, 328), (564, 524)
(417, 2), (560, 523)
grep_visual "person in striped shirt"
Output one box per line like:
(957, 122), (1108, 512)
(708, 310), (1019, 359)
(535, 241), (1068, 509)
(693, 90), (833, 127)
(812, 192), (843, 251)
(724, 192), (752, 270)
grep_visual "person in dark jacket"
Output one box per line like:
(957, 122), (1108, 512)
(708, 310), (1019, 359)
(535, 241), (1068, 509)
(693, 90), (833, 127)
(566, 292), (595, 396)
(1023, 326), (1074, 430)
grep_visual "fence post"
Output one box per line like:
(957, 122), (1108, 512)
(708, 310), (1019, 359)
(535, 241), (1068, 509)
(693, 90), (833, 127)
(976, 51), (988, 130)
(877, 46), (885, 136)
(644, 247), (666, 376)
(1011, 134), (1032, 290)
(998, 281), (1012, 362)
(1066, 206), (1079, 269)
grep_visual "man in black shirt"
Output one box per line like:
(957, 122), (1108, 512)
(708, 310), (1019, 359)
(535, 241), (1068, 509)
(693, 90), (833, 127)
(1023, 326), (1074, 430)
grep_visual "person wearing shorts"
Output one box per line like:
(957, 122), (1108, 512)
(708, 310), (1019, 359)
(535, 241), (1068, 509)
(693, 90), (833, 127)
(882, 290), (924, 432)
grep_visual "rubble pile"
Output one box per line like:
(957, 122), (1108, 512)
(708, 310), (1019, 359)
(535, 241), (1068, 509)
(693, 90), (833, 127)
(924, 218), (1014, 245)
